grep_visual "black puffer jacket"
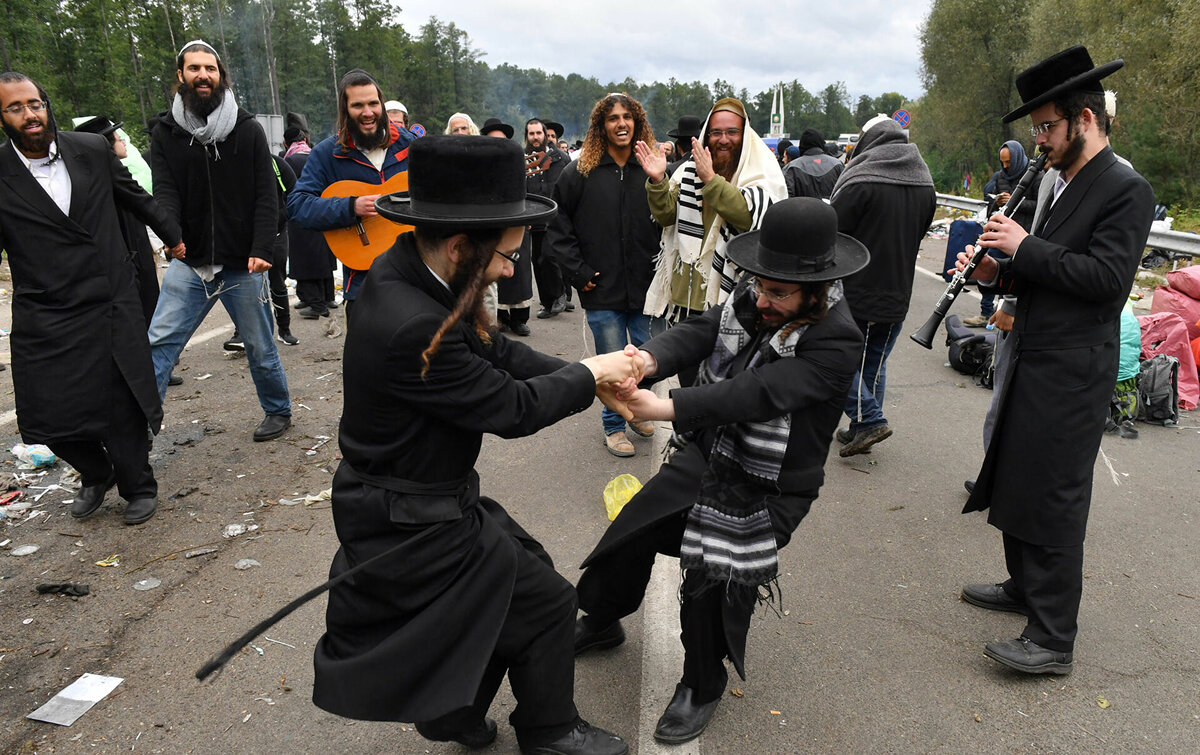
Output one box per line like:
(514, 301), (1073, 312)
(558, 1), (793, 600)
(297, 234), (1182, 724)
(150, 108), (278, 266)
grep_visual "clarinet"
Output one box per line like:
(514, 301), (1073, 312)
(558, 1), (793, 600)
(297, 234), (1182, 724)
(910, 151), (1049, 349)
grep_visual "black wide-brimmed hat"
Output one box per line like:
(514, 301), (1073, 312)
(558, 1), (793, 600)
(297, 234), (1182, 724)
(75, 115), (123, 137)
(1002, 46), (1123, 123)
(726, 198), (869, 283)
(480, 117), (514, 139)
(541, 120), (565, 137)
(668, 115), (703, 139)
(376, 135), (556, 229)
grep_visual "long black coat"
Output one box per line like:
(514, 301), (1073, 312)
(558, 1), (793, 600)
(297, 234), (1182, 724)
(312, 233), (596, 721)
(0, 133), (180, 442)
(582, 290), (862, 675)
(965, 148), (1154, 546)
(282, 150), (336, 280)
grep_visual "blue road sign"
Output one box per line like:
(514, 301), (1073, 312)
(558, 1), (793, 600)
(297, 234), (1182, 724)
(893, 110), (910, 128)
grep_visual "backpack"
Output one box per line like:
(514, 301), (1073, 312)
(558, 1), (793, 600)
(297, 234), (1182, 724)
(944, 314), (997, 387)
(1137, 354), (1179, 425)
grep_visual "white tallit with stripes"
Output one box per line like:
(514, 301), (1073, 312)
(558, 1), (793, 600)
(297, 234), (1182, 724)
(644, 121), (786, 321)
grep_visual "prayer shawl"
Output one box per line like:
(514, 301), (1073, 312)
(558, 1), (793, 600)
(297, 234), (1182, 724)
(831, 119), (933, 199)
(680, 279), (845, 596)
(171, 89), (240, 160)
(645, 116), (786, 321)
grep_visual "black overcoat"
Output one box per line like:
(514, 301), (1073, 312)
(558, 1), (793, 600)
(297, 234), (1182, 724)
(965, 148), (1154, 546)
(582, 290), (863, 675)
(312, 233), (596, 721)
(282, 151), (336, 280)
(0, 133), (180, 442)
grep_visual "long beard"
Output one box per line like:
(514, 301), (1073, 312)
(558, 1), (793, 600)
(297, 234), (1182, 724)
(1051, 125), (1085, 171)
(181, 80), (226, 118)
(2, 117), (54, 156)
(713, 147), (740, 180)
(349, 116), (389, 151)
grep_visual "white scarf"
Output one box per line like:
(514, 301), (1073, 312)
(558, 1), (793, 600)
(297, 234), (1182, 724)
(171, 89), (240, 159)
(644, 115), (786, 320)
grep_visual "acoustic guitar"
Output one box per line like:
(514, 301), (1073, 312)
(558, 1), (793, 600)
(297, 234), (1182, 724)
(319, 153), (551, 270)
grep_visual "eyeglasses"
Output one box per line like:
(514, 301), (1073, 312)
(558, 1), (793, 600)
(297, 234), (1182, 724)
(1029, 117), (1066, 137)
(494, 249), (520, 264)
(2, 100), (47, 116)
(753, 278), (800, 302)
(708, 128), (742, 139)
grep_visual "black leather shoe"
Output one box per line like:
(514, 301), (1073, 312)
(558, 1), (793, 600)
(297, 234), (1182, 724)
(574, 616), (624, 655)
(964, 478), (976, 494)
(984, 636), (1073, 675)
(510, 322), (532, 337)
(961, 583), (1027, 614)
(415, 716), (497, 749)
(293, 301), (311, 310)
(253, 414), (291, 442)
(168, 372), (184, 387)
(70, 474), (116, 518)
(653, 684), (720, 744)
(124, 497), (158, 525)
(836, 427), (853, 444)
(521, 719), (627, 755)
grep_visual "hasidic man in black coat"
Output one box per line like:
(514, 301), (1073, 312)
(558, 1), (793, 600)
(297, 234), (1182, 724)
(574, 199), (867, 745)
(312, 135), (635, 755)
(0, 72), (183, 525)
(954, 47), (1154, 675)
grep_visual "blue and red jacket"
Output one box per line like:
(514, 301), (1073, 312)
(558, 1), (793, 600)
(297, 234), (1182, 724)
(287, 122), (413, 299)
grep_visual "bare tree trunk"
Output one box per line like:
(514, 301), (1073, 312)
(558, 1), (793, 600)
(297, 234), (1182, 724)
(260, 0), (281, 114)
(162, 1), (176, 51)
(127, 24), (147, 130)
(213, 0), (230, 62)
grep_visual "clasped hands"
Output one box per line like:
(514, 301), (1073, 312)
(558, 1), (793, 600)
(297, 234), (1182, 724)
(581, 346), (674, 422)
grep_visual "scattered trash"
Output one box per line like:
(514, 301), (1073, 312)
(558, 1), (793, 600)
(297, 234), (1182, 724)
(28, 484), (73, 502)
(26, 673), (123, 726)
(11, 544), (39, 556)
(263, 636), (295, 649)
(277, 497), (303, 506)
(11, 444), (57, 469)
(196, 373), (213, 380)
(234, 558), (261, 571)
(305, 436), (332, 455)
(222, 523), (259, 538)
(1097, 696), (1111, 709)
(602, 474), (642, 521)
(95, 554), (120, 567)
(250, 644), (264, 656)
(316, 372), (335, 380)
(185, 547), (218, 559)
(36, 583), (89, 597)
(730, 688), (744, 698)
(770, 710), (782, 715)
(133, 577), (161, 591)
(0, 490), (24, 506)
(22, 617), (33, 624)
(304, 488), (332, 504)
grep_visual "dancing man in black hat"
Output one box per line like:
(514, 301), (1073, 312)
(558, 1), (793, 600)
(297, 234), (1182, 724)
(311, 134), (637, 755)
(573, 198), (867, 744)
(954, 46), (1155, 675)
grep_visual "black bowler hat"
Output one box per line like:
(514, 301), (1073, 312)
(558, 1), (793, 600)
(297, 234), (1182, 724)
(75, 115), (123, 137)
(668, 115), (703, 139)
(1002, 46), (1123, 123)
(542, 120), (565, 138)
(726, 198), (869, 283)
(376, 135), (556, 229)
(480, 117), (514, 139)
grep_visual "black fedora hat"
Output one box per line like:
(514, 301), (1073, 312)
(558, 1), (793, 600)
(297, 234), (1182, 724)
(75, 115), (123, 137)
(1002, 46), (1123, 123)
(376, 135), (556, 229)
(667, 115), (703, 139)
(480, 117), (514, 139)
(541, 120), (565, 138)
(726, 198), (869, 283)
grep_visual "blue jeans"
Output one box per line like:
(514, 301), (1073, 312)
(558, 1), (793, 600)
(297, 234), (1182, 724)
(149, 260), (292, 416)
(585, 309), (652, 436)
(843, 319), (902, 433)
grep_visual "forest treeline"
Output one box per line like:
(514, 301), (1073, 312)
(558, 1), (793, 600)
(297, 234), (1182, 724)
(2, 0), (1197, 205)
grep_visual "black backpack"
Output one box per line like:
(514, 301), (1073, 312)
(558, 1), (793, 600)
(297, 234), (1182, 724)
(944, 314), (997, 388)
(1137, 354), (1180, 425)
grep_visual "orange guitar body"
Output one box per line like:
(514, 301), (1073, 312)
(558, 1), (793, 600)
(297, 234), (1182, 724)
(319, 173), (413, 270)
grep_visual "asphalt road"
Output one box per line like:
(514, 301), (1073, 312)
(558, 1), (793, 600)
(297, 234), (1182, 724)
(0, 239), (1197, 754)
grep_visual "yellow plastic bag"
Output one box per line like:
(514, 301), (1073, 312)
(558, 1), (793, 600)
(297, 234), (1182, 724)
(603, 474), (642, 521)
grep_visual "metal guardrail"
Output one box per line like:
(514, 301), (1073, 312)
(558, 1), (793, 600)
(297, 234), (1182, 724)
(936, 193), (1200, 258)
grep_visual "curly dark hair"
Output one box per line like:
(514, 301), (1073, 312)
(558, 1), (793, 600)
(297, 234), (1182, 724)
(576, 93), (655, 177)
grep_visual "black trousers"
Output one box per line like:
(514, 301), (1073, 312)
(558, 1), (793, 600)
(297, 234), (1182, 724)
(1001, 532), (1083, 652)
(295, 278), (330, 315)
(419, 502), (579, 747)
(268, 229), (290, 331)
(531, 230), (563, 307)
(47, 364), (155, 500)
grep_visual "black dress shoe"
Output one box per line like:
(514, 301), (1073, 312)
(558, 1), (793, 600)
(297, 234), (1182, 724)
(961, 583), (1027, 614)
(70, 474), (116, 518)
(574, 616), (624, 655)
(168, 372), (184, 386)
(984, 636), (1073, 675)
(521, 719), (627, 755)
(653, 684), (720, 744)
(415, 716), (497, 749)
(299, 307), (330, 319)
(510, 322), (532, 337)
(964, 478), (976, 494)
(293, 300), (311, 310)
(124, 497), (158, 525)
(253, 414), (291, 442)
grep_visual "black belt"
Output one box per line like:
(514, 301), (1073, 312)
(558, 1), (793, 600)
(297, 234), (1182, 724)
(340, 465), (479, 524)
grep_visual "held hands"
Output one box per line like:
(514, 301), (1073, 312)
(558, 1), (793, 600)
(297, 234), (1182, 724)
(634, 140), (668, 184)
(583, 345), (646, 422)
(691, 138), (714, 183)
(354, 194), (381, 218)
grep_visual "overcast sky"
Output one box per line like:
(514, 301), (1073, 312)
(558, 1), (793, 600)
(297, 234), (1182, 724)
(394, 1), (932, 102)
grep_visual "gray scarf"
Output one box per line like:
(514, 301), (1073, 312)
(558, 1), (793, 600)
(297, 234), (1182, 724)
(171, 90), (239, 159)
(831, 119), (933, 199)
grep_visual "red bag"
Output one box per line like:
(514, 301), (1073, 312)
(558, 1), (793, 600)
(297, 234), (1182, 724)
(1151, 285), (1200, 341)
(1138, 311), (1199, 410)
(1167, 265), (1200, 299)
